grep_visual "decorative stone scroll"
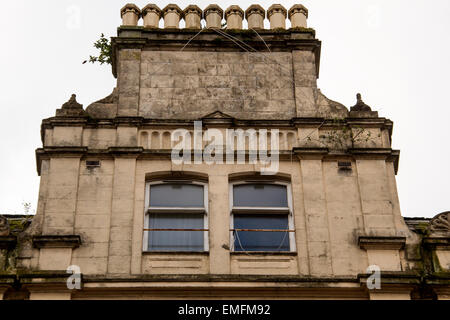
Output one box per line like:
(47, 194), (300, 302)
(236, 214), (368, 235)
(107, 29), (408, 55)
(429, 212), (450, 235)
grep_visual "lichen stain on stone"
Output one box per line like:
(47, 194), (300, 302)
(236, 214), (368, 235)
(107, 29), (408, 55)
(121, 50), (141, 61)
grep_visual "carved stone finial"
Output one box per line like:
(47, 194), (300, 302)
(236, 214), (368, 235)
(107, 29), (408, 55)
(429, 212), (450, 235)
(56, 94), (87, 117)
(350, 93), (372, 112)
(0, 215), (10, 236)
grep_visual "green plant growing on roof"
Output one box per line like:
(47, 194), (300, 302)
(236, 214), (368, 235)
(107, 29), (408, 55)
(84, 33), (112, 65)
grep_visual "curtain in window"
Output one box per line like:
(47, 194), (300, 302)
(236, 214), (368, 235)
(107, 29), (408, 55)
(148, 213), (204, 251)
(233, 214), (290, 251)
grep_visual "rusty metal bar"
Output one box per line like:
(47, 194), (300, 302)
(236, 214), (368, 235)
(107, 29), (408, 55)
(144, 228), (208, 231)
(230, 229), (295, 232)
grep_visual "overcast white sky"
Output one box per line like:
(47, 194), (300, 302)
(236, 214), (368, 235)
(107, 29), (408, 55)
(0, 0), (449, 217)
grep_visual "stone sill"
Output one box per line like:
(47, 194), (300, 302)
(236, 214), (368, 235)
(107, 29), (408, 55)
(143, 251), (209, 255)
(32, 235), (81, 249)
(231, 251), (297, 256)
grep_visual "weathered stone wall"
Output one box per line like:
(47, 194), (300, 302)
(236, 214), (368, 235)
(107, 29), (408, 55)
(138, 51), (297, 119)
(22, 153), (410, 277)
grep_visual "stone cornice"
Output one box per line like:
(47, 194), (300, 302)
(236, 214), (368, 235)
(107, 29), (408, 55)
(41, 116), (395, 131)
(349, 148), (400, 174)
(82, 274), (360, 284)
(358, 271), (421, 291)
(358, 236), (407, 250)
(32, 235), (82, 249)
(108, 147), (144, 158)
(35, 146), (401, 176)
(423, 237), (450, 250)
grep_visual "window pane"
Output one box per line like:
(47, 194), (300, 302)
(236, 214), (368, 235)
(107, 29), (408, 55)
(233, 214), (290, 251)
(150, 183), (204, 207)
(148, 213), (204, 251)
(233, 184), (288, 207)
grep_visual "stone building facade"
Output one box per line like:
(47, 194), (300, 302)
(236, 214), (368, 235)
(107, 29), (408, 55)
(0, 3), (449, 300)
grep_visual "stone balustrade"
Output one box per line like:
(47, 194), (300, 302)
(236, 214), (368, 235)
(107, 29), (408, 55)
(120, 3), (309, 30)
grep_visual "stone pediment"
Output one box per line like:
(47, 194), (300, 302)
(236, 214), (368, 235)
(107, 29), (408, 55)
(201, 111), (235, 125)
(202, 110), (234, 119)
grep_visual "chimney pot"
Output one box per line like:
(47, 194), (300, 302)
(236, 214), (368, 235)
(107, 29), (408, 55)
(225, 5), (244, 30)
(162, 4), (184, 29)
(142, 4), (161, 28)
(120, 3), (141, 26)
(183, 5), (202, 29)
(288, 4), (308, 28)
(203, 4), (224, 29)
(245, 4), (265, 30)
(267, 4), (287, 29)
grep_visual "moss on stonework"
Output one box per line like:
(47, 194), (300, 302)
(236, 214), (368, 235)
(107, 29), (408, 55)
(431, 250), (444, 273)
(7, 216), (32, 234)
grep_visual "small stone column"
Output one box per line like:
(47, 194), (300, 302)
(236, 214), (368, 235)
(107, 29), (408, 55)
(225, 5), (244, 30)
(121, 3), (141, 26)
(204, 4), (223, 29)
(267, 4), (287, 29)
(245, 5), (265, 30)
(184, 5), (202, 29)
(162, 4), (183, 28)
(289, 4), (308, 28)
(142, 4), (161, 28)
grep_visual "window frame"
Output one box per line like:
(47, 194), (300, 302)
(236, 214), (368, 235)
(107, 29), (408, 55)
(229, 181), (296, 253)
(143, 180), (209, 253)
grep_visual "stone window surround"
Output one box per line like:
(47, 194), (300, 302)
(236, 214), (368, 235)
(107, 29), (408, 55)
(229, 180), (296, 253)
